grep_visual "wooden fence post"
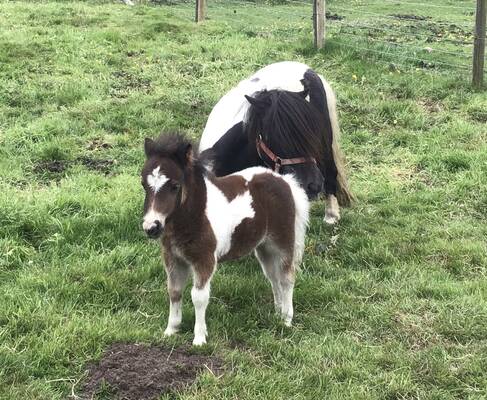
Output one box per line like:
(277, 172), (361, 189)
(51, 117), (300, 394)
(313, 0), (325, 49)
(195, 0), (206, 23)
(472, 0), (486, 89)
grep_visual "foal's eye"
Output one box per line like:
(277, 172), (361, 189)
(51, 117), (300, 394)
(170, 182), (180, 192)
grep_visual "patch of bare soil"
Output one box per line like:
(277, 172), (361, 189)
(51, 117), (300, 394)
(110, 71), (151, 98)
(78, 156), (114, 174)
(80, 343), (223, 400)
(391, 14), (430, 21)
(86, 138), (112, 151)
(34, 160), (68, 174)
(326, 12), (344, 21)
(33, 156), (115, 177)
(418, 99), (442, 114)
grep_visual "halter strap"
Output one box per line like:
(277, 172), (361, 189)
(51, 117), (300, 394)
(256, 135), (316, 173)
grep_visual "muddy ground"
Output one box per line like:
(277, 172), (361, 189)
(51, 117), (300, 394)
(79, 343), (223, 400)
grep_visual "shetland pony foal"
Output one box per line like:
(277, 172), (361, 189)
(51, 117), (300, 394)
(141, 134), (309, 345)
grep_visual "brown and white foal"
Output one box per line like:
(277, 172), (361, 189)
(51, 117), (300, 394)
(141, 134), (309, 345)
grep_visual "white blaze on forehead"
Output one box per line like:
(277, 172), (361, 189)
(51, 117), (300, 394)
(147, 166), (169, 193)
(204, 178), (255, 258)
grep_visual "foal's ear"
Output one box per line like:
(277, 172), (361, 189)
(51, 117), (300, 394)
(176, 143), (193, 167)
(245, 95), (270, 109)
(144, 138), (155, 157)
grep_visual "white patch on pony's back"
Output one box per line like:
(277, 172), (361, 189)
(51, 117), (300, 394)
(204, 178), (255, 258)
(280, 174), (309, 268)
(147, 166), (169, 193)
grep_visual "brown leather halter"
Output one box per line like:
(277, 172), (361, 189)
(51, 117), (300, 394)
(256, 135), (317, 173)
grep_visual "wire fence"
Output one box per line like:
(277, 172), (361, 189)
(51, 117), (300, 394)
(154, 0), (484, 81)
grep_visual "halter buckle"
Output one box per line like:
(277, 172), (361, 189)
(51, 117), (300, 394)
(274, 157), (282, 172)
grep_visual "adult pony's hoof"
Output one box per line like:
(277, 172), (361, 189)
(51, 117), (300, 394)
(324, 195), (340, 224)
(324, 211), (340, 225)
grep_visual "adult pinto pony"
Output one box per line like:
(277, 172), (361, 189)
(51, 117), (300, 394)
(199, 61), (352, 224)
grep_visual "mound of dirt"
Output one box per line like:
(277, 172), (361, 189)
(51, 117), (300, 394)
(80, 343), (223, 400)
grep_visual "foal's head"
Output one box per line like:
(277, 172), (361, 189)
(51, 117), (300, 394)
(141, 134), (193, 239)
(245, 90), (325, 199)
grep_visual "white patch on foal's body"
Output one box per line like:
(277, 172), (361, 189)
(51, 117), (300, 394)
(147, 166), (169, 193)
(204, 178), (255, 259)
(233, 166), (278, 181)
(233, 167), (309, 267)
(280, 174), (310, 267)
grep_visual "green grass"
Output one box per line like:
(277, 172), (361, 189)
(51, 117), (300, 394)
(1, 0), (486, 399)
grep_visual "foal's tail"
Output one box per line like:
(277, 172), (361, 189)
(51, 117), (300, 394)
(321, 78), (354, 206)
(282, 175), (310, 268)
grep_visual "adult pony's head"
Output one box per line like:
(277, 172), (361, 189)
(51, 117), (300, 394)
(141, 133), (195, 238)
(244, 89), (325, 199)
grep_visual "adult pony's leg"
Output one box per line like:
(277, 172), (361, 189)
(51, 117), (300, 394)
(163, 253), (190, 336)
(191, 258), (216, 346)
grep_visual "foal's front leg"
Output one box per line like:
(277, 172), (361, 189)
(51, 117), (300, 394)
(164, 254), (190, 337)
(191, 259), (216, 346)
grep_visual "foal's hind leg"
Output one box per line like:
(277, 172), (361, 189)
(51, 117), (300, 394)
(279, 264), (295, 326)
(255, 244), (295, 325)
(255, 244), (282, 313)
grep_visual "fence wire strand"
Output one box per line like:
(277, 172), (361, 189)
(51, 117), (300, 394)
(169, 0), (477, 73)
(288, 0), (475, 12)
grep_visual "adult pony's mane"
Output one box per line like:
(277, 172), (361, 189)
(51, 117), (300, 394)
(244, 89), (325, 164)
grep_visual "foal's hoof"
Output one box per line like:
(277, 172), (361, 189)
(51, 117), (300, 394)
(192, 336), (207, 346)
(164, 326), (179, 337)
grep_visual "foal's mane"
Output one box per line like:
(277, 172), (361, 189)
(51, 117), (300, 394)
(245, 90), (325, 162)
(146, 133), (208, 174)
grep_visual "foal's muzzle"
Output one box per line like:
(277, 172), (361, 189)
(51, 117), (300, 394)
(145, 220), (163, 239)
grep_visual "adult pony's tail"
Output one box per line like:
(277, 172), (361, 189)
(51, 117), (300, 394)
(321, 78), (354, 206)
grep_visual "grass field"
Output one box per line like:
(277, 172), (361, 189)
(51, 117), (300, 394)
(1, 0), (486, 398)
